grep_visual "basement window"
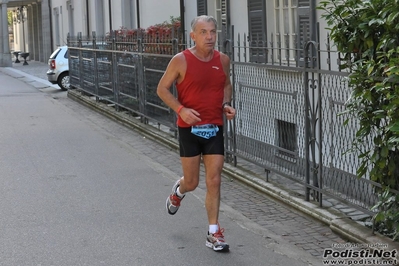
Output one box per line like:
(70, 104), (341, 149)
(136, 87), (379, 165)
(276, 119), (297, 160)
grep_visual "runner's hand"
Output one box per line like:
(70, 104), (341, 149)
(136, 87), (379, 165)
(179, 108), (202, 125)
(223, 106), (236, 120)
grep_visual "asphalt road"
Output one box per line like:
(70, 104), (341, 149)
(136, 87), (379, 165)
(0, 71), (321, 266)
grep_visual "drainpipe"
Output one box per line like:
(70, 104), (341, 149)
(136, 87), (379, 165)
(86, 0), (89, 37)
(226, 0), (230, 39)
(311, 0), (316, 41)
(108, 0), (112, 31)
(179, 0), (185, 43)
(136, 0), (140, 28)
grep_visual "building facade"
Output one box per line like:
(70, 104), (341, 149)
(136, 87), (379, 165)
(2, 0), (335, 67)
(0, 0), (181, 67)
(50, 0), (180, 46)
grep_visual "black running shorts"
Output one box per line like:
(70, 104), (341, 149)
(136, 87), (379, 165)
(178, 126), (224, 157)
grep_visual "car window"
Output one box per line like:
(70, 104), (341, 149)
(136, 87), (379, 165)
(64, 50), (68, 59)
(49, 48), (61, 59)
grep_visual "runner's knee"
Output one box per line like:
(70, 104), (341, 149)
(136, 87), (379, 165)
(182, 178), (199, 192)
(206, 175), (221, 189)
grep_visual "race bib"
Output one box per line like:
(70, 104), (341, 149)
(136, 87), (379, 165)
(191, 124), (219, 139)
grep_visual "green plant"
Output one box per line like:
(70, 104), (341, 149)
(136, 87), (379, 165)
(319, 0), (399, 188)
(371, 186), (399, 240)
(107, 16), (182, 54)
(7, 11), (13, 26)
(318, 0), (399, 239)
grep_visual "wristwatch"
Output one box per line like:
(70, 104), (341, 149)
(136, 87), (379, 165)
(222, 102), (231, 109)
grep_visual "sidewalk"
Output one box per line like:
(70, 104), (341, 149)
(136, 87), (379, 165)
(2, 60), (398, 263)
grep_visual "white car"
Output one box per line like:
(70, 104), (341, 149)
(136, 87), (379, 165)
(47, 46), (70, 90)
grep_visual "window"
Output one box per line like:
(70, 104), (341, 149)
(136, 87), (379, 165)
(275, 0), (311, 65)
(247, 0), (311, 65)
(276, 120), (297, 160)
(247, 0), (267, 63)
(197, 0), (208, 16)
(275, 0), (297, 62)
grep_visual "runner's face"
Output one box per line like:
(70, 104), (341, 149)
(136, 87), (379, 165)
(191, 21), (217, 50)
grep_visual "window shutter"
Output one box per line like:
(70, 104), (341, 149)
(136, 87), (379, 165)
(248, 0), (267, 63)
(297, 0), (312, 67)
(221, 0), (227, 26)
(197, 0), (207, 16)
(218, 0), (230, 39)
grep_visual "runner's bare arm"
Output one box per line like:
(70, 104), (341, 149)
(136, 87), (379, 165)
(157, 54), (185, 113)
(157, 53), (201, 124)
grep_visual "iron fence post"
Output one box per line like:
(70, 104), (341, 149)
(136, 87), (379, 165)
(78, 32), (83, 91)
(92, 31), (99, 101)
(304, 39), (323, 206)
(304, 42), (311, 202)
(171, 38), (179, 136)
(316, 23), (323, 207)
(111, 31), (119, 111)
(224, 25), (237, 166)
(137, 37), (145, 123)
(67, 33), (72, 89)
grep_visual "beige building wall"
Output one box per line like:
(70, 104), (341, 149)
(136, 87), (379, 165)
(49, 0), (179, 48)
(138, 1), (179, 28)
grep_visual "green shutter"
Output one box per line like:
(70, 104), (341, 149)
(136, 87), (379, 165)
(248, 0), (267, 63)
(197, 0), (207, 16)
(297, 0), (312, 66)
(221, 0), (227, 25)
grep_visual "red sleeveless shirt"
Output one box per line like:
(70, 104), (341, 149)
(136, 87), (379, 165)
(176, 50), (226, 127)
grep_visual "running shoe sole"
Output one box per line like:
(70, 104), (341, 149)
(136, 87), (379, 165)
(205, 241), (230, 252)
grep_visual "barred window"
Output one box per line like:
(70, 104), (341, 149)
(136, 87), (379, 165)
(275, 0), (312, 65)
(276, 119), (297, 159)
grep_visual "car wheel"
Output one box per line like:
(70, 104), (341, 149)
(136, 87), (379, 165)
(57, 72), (70, 91)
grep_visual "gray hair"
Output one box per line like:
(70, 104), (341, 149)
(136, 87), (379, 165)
(191, 15), (218, 32)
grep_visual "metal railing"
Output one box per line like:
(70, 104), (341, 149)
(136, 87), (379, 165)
(67, 28), (396, 217)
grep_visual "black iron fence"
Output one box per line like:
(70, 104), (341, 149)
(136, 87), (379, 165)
(67, 28), (396, 217)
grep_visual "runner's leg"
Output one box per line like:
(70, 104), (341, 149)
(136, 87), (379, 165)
(202, 154), (224, 225)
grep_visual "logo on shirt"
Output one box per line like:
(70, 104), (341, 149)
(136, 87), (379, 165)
(212, 66), (220, 70)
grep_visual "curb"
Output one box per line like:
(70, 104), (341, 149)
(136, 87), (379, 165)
(0, 67), (61, 89)
(67, 89), (399, 253)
